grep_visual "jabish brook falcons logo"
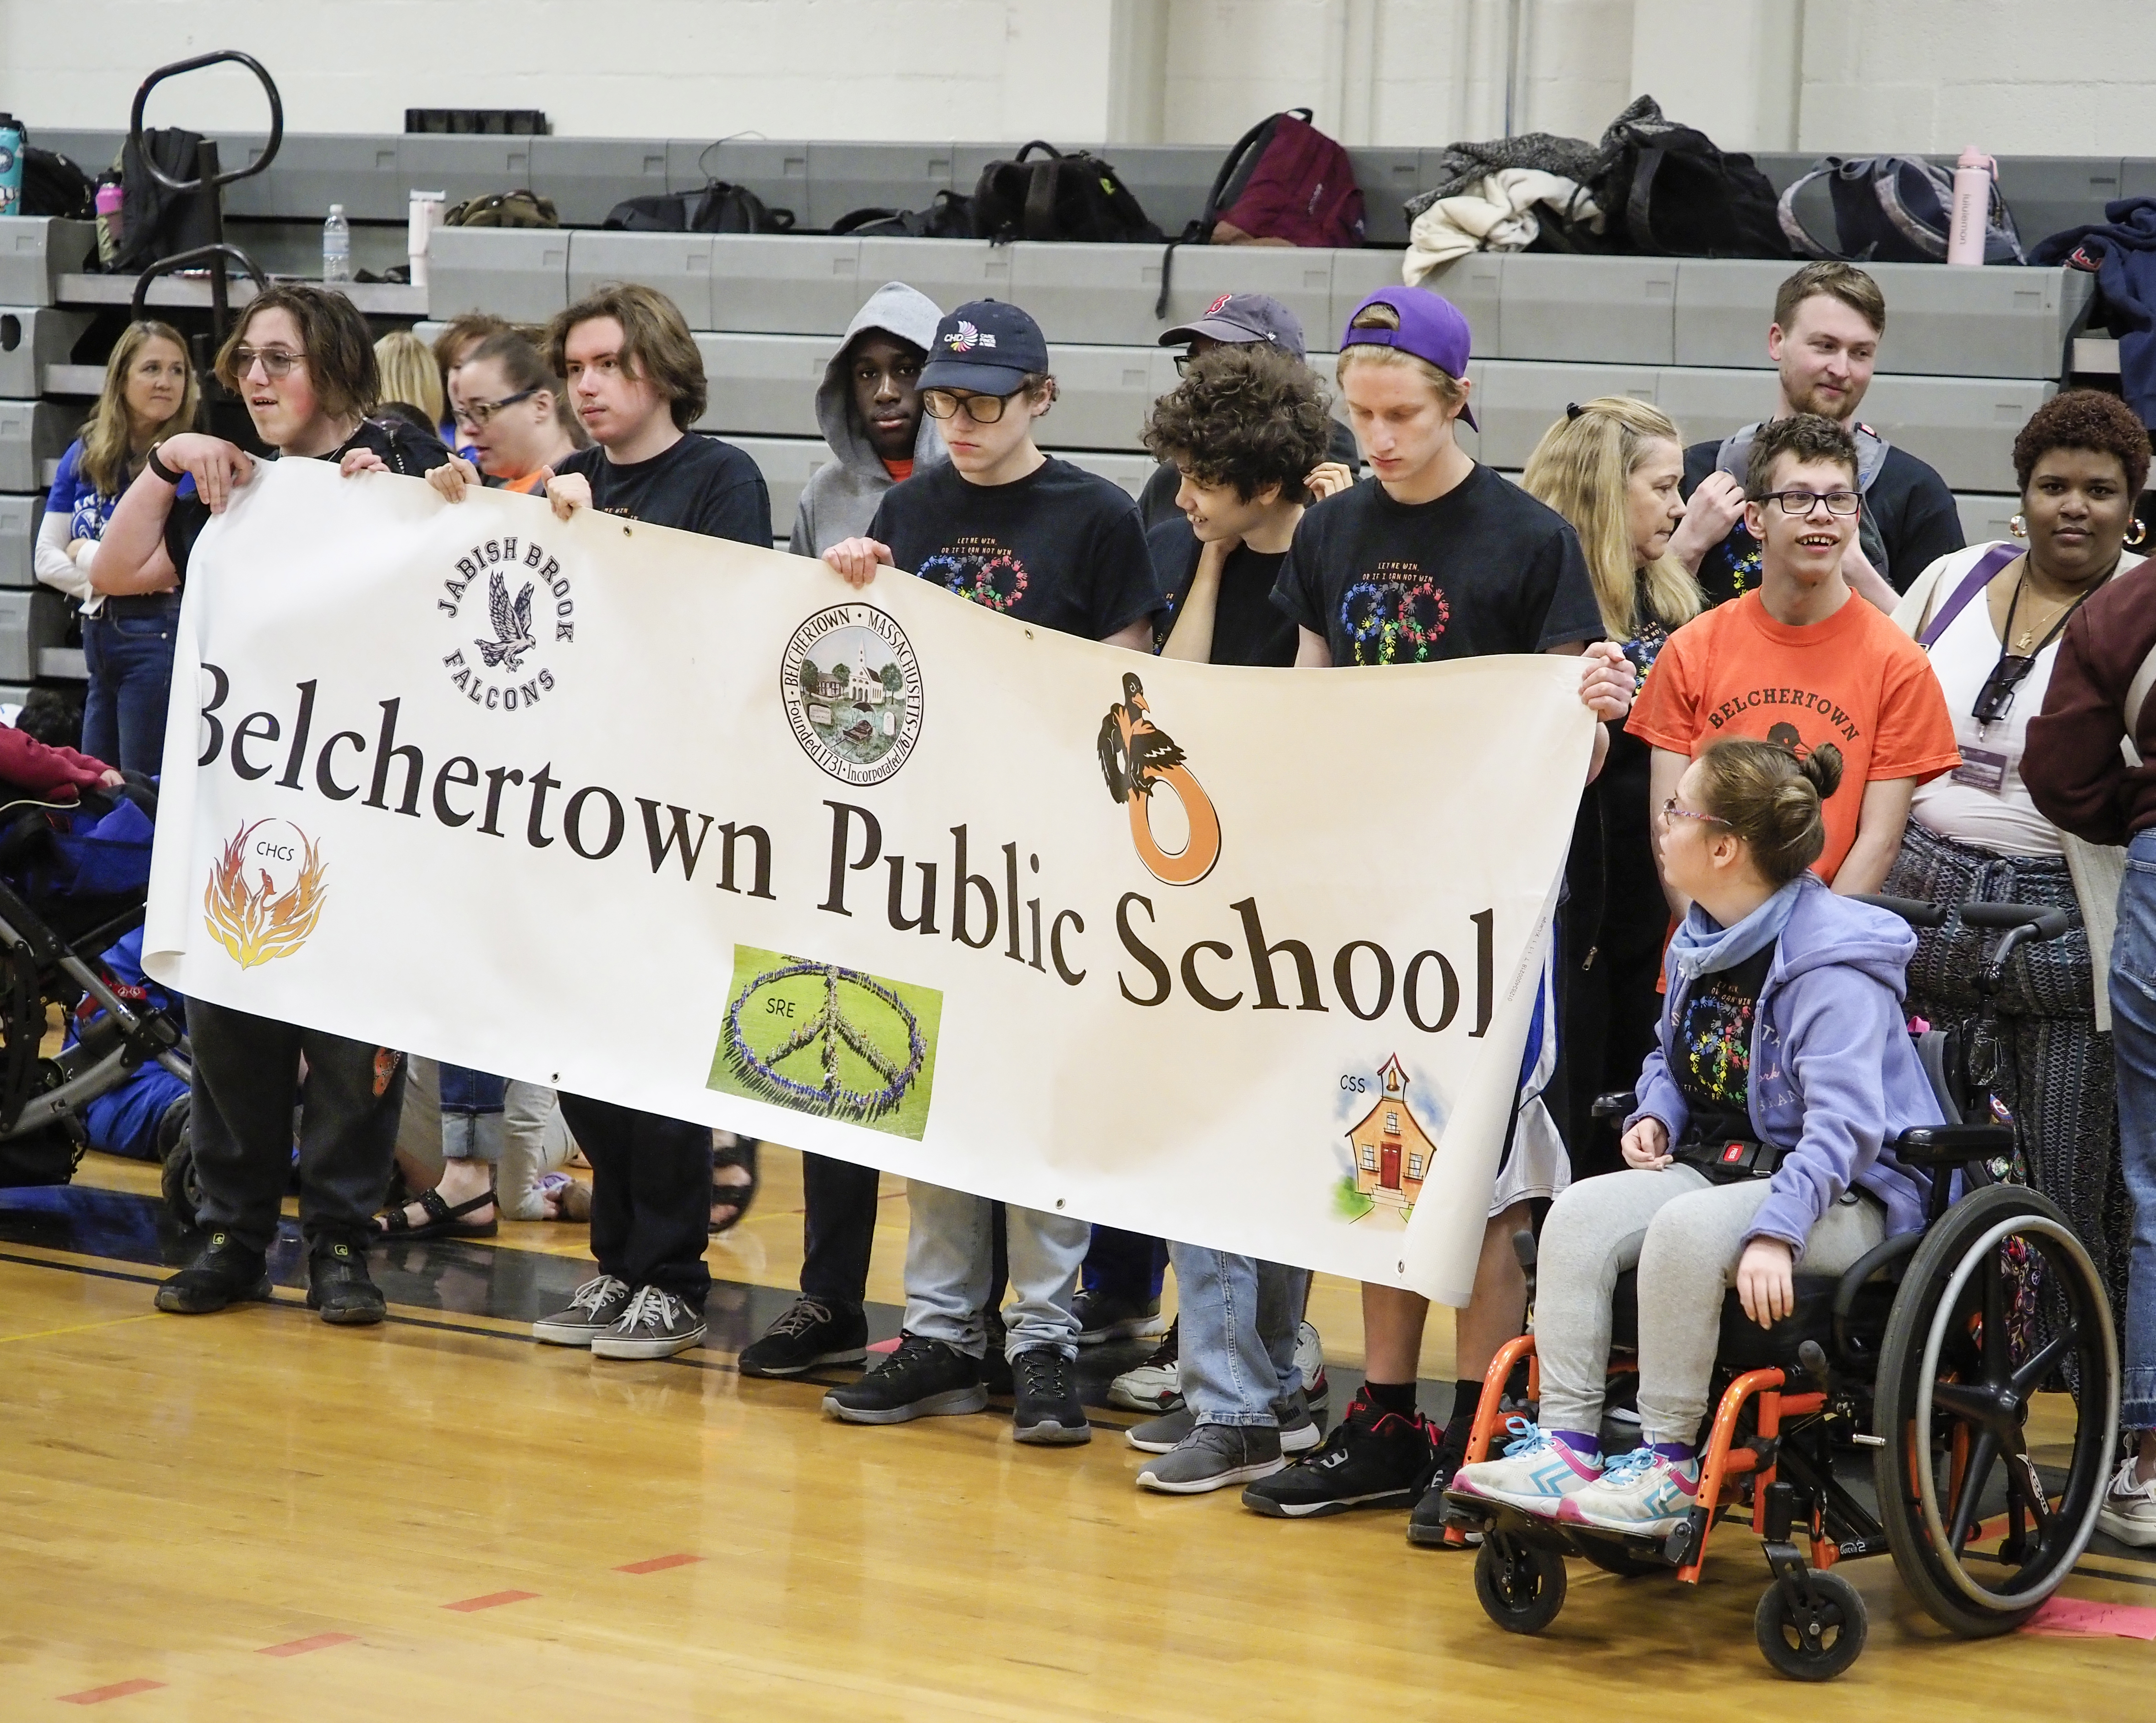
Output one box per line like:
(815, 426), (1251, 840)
(945, 321), (997, 352)
(1097, 673), (1221, 886)
(438, 531), (573, 712)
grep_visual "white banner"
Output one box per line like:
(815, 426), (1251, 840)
(144, 461), (1592, 1302)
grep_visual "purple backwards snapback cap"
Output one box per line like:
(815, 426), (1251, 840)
(1339, 287), (1477, 430)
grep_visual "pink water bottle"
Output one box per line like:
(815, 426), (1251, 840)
(1948, 146), (1994, 266)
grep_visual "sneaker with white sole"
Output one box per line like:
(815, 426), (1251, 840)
(1107, 1320), (1181, 1412)
(2096, 1454), (2156, 1547)
(1559, 1446), (1698, 1537)
(1449, 1418), (1602, 1515)
(589, 1285), (706, 1360)
(1071, 1289), (1167, 1347)
(1294, 1320), (1325, 1410)
(1137, 1423), (1286, 1494)
(531, 1274), (633, 1346)
(1129, 1396), (1321, 1456)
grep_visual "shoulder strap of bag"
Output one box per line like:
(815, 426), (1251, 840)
(1776, 161), (1846, 260)
(1917, 542), (2021, 649)
(1874, 157), (1952, 260)
(1625, 143), (1667, 252)
(1023, 158), (1062, 240)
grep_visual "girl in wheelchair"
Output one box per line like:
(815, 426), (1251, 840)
(1454, 736), (1946, 1537)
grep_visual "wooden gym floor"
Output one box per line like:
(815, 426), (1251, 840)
(2, 1147), (2151, 1719)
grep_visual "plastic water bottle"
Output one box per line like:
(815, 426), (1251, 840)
(322, 203), (351, 283)
(0, 115), (25, 219)
(1947, 147), (1994, 267)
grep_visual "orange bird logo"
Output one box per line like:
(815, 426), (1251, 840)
(203, 820), (328, 968)
(1097, 672), (1221, 886)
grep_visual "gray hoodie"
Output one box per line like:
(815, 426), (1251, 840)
(788, 282), (948, 557)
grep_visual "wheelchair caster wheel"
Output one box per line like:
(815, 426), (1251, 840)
(1754, 1569), (1866, 1680)
(1473, 1534), (1566, 1635)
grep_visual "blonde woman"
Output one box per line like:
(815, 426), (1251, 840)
(1521, 397), (1707, 1169)
(34, 320), (197, 771)
(372, 329), (446, 440)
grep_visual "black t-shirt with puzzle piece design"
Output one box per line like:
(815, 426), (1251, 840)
(1674, 941), (1777, 1146)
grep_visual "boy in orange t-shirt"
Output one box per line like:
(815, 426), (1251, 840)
(1629, 415), (1958, 896)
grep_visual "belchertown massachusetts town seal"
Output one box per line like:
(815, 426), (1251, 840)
(438, 530), (572, 712)
(781, 603), (924, 786)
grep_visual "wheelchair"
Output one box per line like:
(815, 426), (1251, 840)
(1438, 896), (2121, 1680)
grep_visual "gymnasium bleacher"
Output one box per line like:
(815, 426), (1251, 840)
(0, 131), (2140, 697)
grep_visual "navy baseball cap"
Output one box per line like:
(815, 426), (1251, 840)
(1157, 292), (1308, 361)
(1340, 287), (1477, 430)
(918, 299), (1050, 395)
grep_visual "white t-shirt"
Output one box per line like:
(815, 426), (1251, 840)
(1905, 542), (2068, 857)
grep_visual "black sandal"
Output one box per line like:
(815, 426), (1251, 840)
(710, 1137), (759, 1235)
(374, 1186), (499, 1241)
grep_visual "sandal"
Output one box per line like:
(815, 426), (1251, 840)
(374, 1186), (499, 1241)
(710, 1136), (759, 1235)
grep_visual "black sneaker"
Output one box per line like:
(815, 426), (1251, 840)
(739, 1296), (870, 1378)
(306, 1235), (386, 1326)
(823, 1332), (988, 1424)
(1406, 1451), (1473, 1547)
(590, 1285), (706, 1360)
(1071, 1288), (1166, 1347)
(532, 1274), (634, 1346)
(154, 1231), (270, 1314)
(1240, 1388), (1437, 1519)
(1012, 1345), (1091, 1445)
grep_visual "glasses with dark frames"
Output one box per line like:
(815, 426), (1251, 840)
(919, 388), (1014, 425)
(453, 386), (540, 430)
(1749, 489), (1862, 517)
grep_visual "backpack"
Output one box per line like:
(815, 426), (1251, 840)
(969, 142), (1163, 246)
(1590, 96), (1787, 258)
(1152, 109), (1364, 316)
(443, 189), (559, 229)
(601, 182), (795, 235)
(22, 146), (95, 219)
(1778, 155), (2025, 265)
(831, 192), (975, 239)
(114, 127), (220, 273)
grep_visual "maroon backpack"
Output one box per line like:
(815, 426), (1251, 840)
(1154, 109), (1366, 315)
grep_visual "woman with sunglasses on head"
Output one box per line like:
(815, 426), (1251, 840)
(425, 329), (586, 501)
(93, 283), (449, 1331)
(1451, 736), (1943, 1538)
(1887, 390), (2151, 1356)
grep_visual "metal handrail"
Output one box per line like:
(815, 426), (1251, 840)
(126, 50), (283, 193)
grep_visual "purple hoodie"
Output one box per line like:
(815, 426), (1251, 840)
(1629, 873), (1942, 1254)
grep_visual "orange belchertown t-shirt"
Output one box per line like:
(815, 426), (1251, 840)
(1626, 587), (1961, 882)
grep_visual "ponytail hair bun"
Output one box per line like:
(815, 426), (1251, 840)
(1693, 736), (1840, 887)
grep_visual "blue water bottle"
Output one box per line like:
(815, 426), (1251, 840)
(0, 115), (24, 219)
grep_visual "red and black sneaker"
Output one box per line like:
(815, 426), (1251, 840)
(1240, 1387), (1437, 1519)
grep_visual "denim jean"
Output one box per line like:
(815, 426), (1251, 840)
(904, 1181), (1088, 1360)
(1168, 1242), (1307, 1427)
(2105, 830), (2156, 1430)
(82, 601), (180, 776)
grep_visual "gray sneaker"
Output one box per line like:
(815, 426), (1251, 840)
(1127, 1406), (1195, 1453)
(1131, 1395), (1319, 1454)
(590, 1285), (706, 1360)
(1136, 1423), (1286, 1494)
(531, 1274), (633, 1346)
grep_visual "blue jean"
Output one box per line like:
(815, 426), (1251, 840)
(903, 1181), (1088, 1360)
(2105, 830), (2156, 1430)
(82, 602), (180, 776)
(1169, 1242), (1306, 1427)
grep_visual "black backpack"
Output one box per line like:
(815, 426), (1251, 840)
(832, 191), (975, 239)
(22, 146), (95, 219)
(1591, 96), (1788, 259)
(602, 182), (796, 235)
(969, 142), (1162, 245)
(115, 126), (221, 273)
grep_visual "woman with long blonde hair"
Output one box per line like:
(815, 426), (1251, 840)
(1523, 397), (1709, 1171)
(34, 319), (198, 771)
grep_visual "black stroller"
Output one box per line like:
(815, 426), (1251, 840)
(0, 778), (190, 1193)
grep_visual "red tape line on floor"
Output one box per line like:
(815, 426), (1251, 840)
(259, 1633), (359, 1657)
(617, 1553), (703, 1574)
(59, 1679), (167, 1704)
(443, 1591), (541, 1613)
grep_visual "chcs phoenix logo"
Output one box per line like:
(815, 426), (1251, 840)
(1096, 673), (1220, 886)
(204, 819), (327, 968)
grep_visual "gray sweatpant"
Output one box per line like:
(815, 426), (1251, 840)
(1537, 1166), (1886, 1448)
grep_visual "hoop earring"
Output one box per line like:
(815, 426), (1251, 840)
(2008, 513), (2027, 539)
(2129, 516), (2151, 551)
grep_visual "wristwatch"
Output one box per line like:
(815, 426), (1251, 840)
(144, 441), (182, 485)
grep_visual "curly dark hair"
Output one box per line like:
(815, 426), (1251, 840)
(2012, 388), (2151, 498)
(1142, 346), (1335, 503)
(1746, 412), (1857, 496)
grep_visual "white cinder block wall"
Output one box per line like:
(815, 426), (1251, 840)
(2, 0), (2151, 155)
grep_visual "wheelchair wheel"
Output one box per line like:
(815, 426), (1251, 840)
(1472, 1533), (1566, 1634)
(160, 1127), (202, 1227)
(1753, 1570), (1866, 1681)
(1872, 1183), (2118, 1639)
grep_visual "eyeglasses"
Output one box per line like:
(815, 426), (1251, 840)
(229, 345), (305, 379)
(1660, 797), (1728, 829)
(920, 388), (1014, 425)
(453, 387), (539, 430)
(1751, 489), (1862, 517)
